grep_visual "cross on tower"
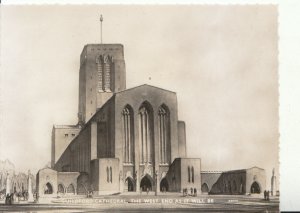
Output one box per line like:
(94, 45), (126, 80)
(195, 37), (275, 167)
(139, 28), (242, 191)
(100, 14), (103, 44)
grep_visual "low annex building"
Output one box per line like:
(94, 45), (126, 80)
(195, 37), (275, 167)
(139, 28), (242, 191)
(36, 42), (266, 198)
(201, 167), (266, 195)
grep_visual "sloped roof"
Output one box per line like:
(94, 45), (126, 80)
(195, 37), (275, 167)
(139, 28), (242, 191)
(116, 84), (176, 94)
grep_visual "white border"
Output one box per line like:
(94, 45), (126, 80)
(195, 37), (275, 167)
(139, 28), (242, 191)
(1, 0), (300, 211)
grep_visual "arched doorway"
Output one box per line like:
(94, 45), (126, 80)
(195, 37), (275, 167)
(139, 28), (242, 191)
(201, 183), (209, 193)
(58, 184), (65, 194)
(77, 173), (89, 195)
(140, 175), (152, 191)
(44, 182), (53, 194)
(125, 177), (135, 192)
(250, 182), (260, 194)
(67, 184), (75, 194)
(160, 178), (168, 192)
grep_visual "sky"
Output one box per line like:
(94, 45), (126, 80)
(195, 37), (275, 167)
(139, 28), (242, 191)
(0, 5), (278, 189)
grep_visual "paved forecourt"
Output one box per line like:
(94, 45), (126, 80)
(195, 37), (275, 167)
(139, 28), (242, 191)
(0, 193), (279, 212)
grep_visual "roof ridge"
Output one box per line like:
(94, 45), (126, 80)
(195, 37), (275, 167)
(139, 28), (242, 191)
(116, 84), (176, 94)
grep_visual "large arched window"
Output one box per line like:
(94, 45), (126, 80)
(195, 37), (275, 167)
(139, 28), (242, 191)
(139, 102), (154, 164)
(122, 105), (134, 163)
(96, 55), (104, 92)
(96, 54), (113, 92)
(103, 55), (112, 92)
(158, 105), (170, 164)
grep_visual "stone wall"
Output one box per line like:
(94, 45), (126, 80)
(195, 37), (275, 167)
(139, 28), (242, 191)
(246, 167), (266, 194)
(179, 158), (201, 193)
(36, 168), (57, 198)
(54, 125), (91, 174)
(177, 121), (186, 158)
(166, 158), (181, 192)
(201, 172), (222, 193)
(166, 158), (201, 193)
(211, 170), (247, 194)
(57, 172), (80, 194)
(51, 125), (81, 168)
(90, 158), (119, 195)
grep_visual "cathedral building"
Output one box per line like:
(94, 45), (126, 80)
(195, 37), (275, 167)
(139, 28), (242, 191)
(37, 43), (201, 197)
(36, 42), (266, 199)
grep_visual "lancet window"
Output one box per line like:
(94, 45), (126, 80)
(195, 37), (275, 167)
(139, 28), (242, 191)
(96, 54), (113, 92)
(158, 105), (170, 164)
(122, 106), (134, 163)
(139, 103), (154, 164)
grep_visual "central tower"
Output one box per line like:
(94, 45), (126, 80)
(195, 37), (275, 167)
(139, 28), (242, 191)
(78, 44), (126, 123)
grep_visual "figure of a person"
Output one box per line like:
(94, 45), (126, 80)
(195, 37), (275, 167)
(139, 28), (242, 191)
(5, 194), (9, 205)
(264, 190), (267, 200)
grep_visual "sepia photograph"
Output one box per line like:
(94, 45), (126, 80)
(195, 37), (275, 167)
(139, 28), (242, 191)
(0, 4), (281, 212)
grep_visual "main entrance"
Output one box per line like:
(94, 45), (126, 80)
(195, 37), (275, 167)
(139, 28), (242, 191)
(160, 178), (168, 192)
(125, 177), (135, 192)
(140, 175), (152, 191)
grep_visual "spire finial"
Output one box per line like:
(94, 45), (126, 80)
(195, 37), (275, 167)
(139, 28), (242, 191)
(100, 14), (103, 44)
